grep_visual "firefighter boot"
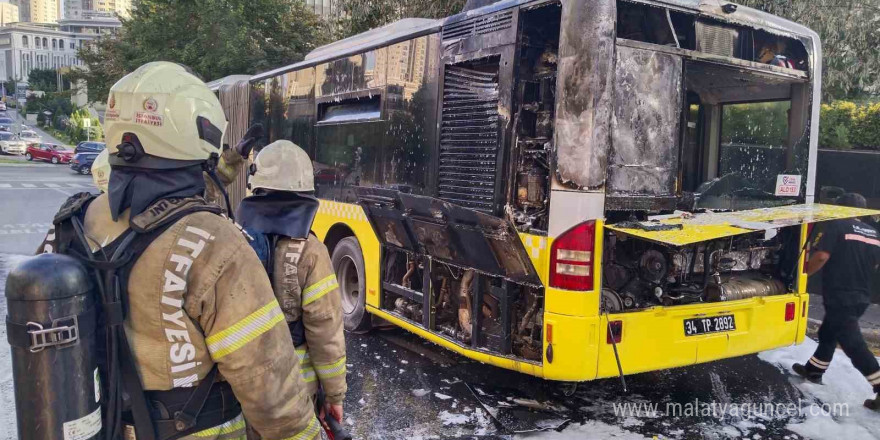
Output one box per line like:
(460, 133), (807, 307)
(792, 363), (824, 384)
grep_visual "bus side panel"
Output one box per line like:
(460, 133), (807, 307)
(312, 200), (383, 309)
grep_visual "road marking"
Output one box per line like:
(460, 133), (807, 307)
(0, 184), (9, 188)
(21, 183), (35, 188)
(44, 183), (59, 188)
(66, 183), (82, 188)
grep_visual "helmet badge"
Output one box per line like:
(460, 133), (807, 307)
(143, 98), (158, 112)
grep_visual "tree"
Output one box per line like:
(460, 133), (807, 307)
(334, 0), (466, 38)
(737, 0), (880, 101)
(72, 0), (332, 103)
(27, 68), (58, 92)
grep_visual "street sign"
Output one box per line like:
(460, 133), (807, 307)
(82, 118), (91, 128)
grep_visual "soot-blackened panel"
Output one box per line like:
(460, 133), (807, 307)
(609, 46), (683, 197)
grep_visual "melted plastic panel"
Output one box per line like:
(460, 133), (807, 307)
(609, 46), (683, 197)
(553, 0), (616, 189)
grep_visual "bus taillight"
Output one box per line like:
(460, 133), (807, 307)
(550, 221), (595, 291)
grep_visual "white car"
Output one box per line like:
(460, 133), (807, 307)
(0, 132), (26, 154)
(19, 130), (40, 143)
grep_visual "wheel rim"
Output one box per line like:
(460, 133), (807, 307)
(338, 255), (360, 315)
(52, 157), (58, 164)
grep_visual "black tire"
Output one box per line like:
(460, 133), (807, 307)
(332, 236), (371, 333)
(51, 156), (59, 164)
(25, 153), (31, 161)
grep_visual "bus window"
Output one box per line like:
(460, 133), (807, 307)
(719, 101), (791, 194)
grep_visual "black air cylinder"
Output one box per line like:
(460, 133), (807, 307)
(5, 253), (100, 440)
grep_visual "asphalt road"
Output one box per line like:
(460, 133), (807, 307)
(0, 163), (93, 254)
(0, 164), (870, 440)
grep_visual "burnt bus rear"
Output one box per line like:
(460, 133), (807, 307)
(241, 0), (877, 381)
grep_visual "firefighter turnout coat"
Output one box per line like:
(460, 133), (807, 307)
(37, 194), (322, 440)
(272, 235), (347, 404)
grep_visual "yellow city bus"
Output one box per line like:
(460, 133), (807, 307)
(224, 0), (880, 382)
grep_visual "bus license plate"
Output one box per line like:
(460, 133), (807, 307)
(684, 315), (736, 336)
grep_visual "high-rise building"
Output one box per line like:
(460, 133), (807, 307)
(0, 2), (20, 26)
(64, 0), (131, 20)
(10, 0), (58, 23)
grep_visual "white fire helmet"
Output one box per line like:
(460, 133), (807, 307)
(104, 61), (227, 169)
(248, 140), (315, 193)
(91, 149), (110, 192)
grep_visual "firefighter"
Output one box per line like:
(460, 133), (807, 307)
(36, 62), (321, 440)
(792, 193), (880, 410)
(91, 148), (110, 192)
(235, 140), (347, 429)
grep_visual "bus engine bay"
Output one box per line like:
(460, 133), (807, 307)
(601, 227), (799, 313)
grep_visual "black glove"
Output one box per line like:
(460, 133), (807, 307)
(234, 123), (264, 158)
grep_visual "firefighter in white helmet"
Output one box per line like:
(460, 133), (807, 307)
(36, 62), (320, 440)
(91, 148), (110, 192)
(235, 140), (347, 434)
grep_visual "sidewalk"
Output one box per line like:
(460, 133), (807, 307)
(807, 293), (880, 354)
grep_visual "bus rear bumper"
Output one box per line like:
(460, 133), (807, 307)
(540, 293), (809, 382)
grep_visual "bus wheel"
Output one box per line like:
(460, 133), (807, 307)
(332, 236), (371, 333)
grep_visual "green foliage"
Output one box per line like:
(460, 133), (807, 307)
(72, 0), (333, 103)
(818, 100), (880, 149)
(721, 101), (791, 147)
(736, 0), (880, 101)
(819, 101), (856, 149)
(27, 69), (58, 92)
(334, 0), (466, 38)
(25, 93), (75, 126)
(66, 109), (103, 144)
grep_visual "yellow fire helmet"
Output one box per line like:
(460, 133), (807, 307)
(104, 61), (227, 169)
(248, 140), (315, 192)
(91, 148), (110, 192)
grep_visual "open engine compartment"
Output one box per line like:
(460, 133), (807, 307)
(602, 226), (799, 313)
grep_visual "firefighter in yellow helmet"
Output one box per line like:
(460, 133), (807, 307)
(36, 62), (320, 440)
(236, 140), (347, 433)
(90, 148), (110, 192)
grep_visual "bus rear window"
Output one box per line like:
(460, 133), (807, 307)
(719, 101), (792, 193)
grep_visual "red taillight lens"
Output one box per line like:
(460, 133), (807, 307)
(550, 221), (595, 291)
(607, 320), (622, 344)
(785, 302), (795, 322)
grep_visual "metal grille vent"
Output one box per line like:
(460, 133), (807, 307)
(695, 22), (738, 57)
(442, 10), (514, 42)
(438, 65), (500, 213)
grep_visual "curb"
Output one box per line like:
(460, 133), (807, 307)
(0, 162), (54, 168)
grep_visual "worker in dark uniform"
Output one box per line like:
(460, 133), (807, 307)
(793, 193), (880, 409)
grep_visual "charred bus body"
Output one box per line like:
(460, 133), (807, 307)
(231, 0), (878, 381)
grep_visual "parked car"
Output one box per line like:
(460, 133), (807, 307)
(74, 141), (105, 154)
(26, 143), (73, 164)
(70, 151), (99, 174)
(18, 130), (40, 143)
(0, 132), (26, 154)
(0, 116), (15, 132)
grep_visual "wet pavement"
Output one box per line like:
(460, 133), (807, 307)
(341, 327), (813, 439)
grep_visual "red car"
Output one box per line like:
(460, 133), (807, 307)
(26, 143), (73, 164)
